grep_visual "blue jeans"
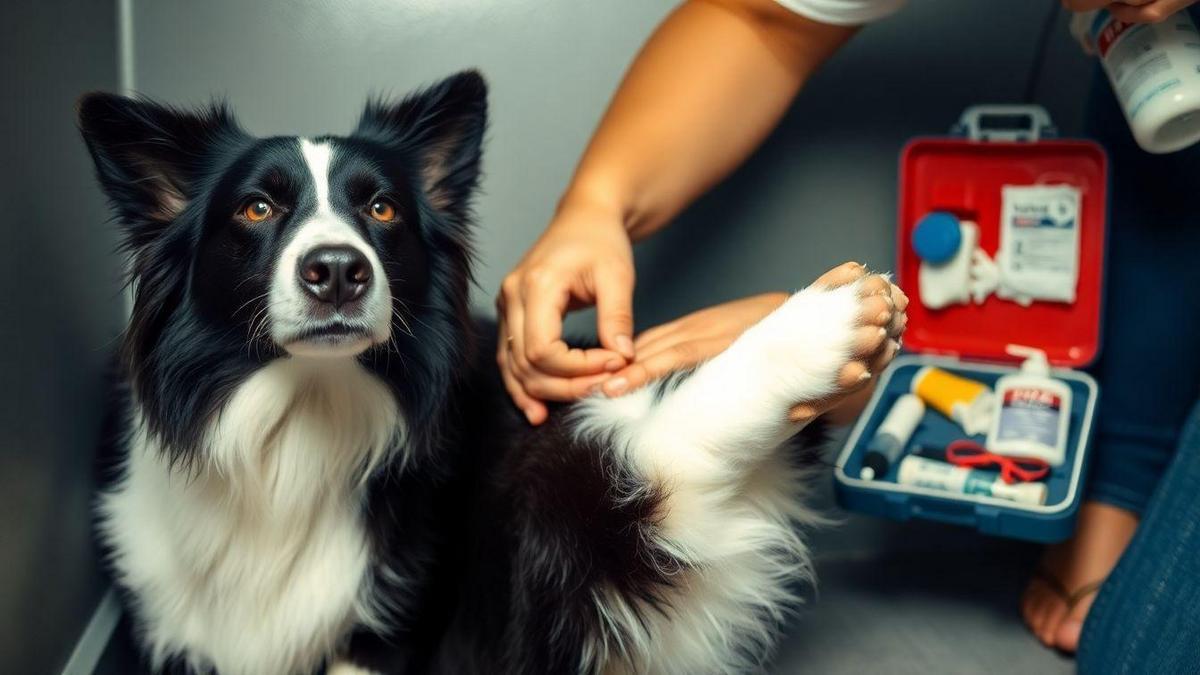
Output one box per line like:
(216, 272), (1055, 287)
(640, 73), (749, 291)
(1084, 69), (1200, 514)
(1078, 400), (1200, 672)
(1075, 63), (1200, 670)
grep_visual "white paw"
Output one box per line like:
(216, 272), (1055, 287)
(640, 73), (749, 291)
(738, 263), (907, 421)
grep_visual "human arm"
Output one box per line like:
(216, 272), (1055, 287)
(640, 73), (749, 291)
(498, 0), (860, 423)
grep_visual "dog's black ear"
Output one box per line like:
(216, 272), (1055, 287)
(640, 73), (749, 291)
(355, 70), (487, 217)
(76, 93), (243, 240)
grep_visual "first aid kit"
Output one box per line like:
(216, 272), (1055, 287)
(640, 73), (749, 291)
(834, 106), (1107, 543)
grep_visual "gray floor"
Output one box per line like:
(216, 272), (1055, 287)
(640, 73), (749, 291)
(771, 520), (1074, 674)
(764, 434), (1074, 675)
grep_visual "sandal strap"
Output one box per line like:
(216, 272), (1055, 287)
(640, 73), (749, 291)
(1034, 567), (1106, 611)
(1065, 579), (1105, 611)
(1033, 566), (1071, 599)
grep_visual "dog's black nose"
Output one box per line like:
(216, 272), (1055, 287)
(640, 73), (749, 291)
(297, 246), (372, 307)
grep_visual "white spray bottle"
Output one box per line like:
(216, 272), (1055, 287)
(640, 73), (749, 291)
(986, 345), (1071, 466)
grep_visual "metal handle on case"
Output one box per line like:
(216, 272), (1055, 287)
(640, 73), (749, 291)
(953, 104), (1058, 142)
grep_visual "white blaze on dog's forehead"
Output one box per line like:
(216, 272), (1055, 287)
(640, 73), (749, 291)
(299, 139), (333, 213)
(265, 137), (393, 351)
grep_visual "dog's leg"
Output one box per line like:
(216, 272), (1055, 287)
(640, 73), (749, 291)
(605, 266), (902, 552)
(569, 264), (905, 674)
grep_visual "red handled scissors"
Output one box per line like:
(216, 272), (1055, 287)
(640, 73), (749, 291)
(945, 440), (1050, 485)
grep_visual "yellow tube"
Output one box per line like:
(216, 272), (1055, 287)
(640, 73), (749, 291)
(910, 366), (996, 436)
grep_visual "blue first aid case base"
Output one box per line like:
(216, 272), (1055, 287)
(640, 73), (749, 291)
(834, 354), (1098, 544)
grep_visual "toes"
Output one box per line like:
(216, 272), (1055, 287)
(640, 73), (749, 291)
(849, 277), (907, 380)
(813, 261), (868, 289)
(1055, 589), (1096, 653)
(858, 294), (894, 327)
(1055, 619), (1084, 653)
(1020, 579), (1065, 647)
(852, 326), (889, 358)
(1021, 590), (1048, 641)
(1038, 598), (1068, 646)
(1025, 584), (1050, 634)
(885, 282), (907, 338)
(1020, 590), (1038, 630)
(1028, 594), (1054, 644)
(890, 282), (909, 312)
(856, 274), (892, 298)
(836, 360), (872, 390)
(867, 338), (900, 374)
(776, 269), (907, 421)
(839, 330), (898, 388)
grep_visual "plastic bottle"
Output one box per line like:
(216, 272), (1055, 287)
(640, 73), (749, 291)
(1072, 9), (1200, 154)
(910, 366), (995, 436)
(860, 394), (925, 481)
(986, 345), (1072, 466)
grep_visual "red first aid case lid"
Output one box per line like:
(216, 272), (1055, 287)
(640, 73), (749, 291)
(895, 106), (1108, 368)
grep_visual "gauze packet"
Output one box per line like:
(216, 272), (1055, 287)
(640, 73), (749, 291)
(996, 184), (1081, 306)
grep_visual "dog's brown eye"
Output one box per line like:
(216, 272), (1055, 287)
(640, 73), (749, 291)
(369, 200), (396, 222)
(242, 200), (272, 223)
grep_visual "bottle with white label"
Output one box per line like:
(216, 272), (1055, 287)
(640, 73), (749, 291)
(1072, 9), (1200, 153)
(986, 345), (1071, 466)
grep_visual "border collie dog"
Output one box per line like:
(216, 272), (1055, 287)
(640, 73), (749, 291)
(79, 71), (903, 675)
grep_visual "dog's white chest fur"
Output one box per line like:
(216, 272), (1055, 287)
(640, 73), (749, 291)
(99, 358), (403, 675)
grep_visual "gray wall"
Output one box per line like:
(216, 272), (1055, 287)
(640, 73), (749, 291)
(0, 1), (124, 673)
(1, 0), (1096, 670)
(129, 0), (679, 325)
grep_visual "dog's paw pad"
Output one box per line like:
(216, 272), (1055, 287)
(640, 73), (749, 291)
(753, 263), (907, 421)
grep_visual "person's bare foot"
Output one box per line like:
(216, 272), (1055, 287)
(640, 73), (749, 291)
(1020, 501), (1139, 652)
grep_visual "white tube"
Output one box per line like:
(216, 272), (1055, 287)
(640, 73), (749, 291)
(896, 456), (1047, 506)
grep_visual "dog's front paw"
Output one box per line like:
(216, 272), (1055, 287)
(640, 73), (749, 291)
(740, 262), (907, 423)
(793, 262), (907, 421)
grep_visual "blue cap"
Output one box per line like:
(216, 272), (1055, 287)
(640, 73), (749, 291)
(912, 211), (962, 264)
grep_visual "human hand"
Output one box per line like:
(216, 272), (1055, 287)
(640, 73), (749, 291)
(1063, 0), (1198, 22)
(497, 200), (636, 424)
(598, 291), (790, 398)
